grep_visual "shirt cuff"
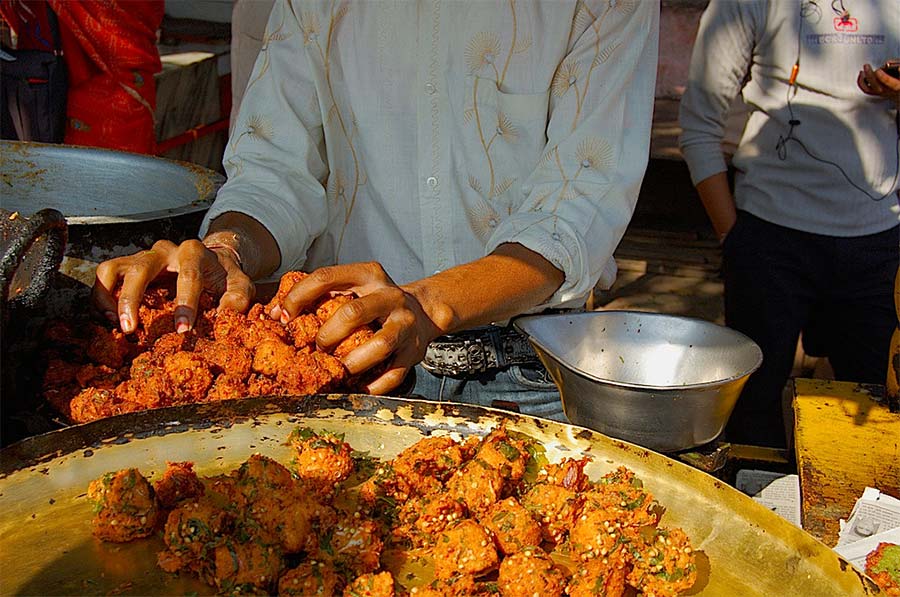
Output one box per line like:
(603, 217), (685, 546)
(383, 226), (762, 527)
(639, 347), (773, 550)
(199, 185), (315, 281)
(680, 140), (729, 186)
(483, 212), (592, 311)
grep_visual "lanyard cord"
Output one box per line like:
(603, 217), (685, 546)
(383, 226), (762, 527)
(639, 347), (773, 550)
(775, 0), (900, 202)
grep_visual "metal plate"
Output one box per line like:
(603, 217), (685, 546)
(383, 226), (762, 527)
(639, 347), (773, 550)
(0, 141), (222, 224)
(0, 395), (880, 596)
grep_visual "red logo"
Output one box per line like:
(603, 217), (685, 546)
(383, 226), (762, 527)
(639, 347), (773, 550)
(833, 16), (858, 32)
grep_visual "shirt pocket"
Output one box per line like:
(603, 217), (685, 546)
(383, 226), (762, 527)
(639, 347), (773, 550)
(462, 75), (550, 203)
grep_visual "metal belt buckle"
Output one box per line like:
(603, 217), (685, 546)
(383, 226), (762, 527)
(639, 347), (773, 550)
(422, 326), (541, 378)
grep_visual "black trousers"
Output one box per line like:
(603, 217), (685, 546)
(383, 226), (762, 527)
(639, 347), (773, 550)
(722, 211), (899, 448)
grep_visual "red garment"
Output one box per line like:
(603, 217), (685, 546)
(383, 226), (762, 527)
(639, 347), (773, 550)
(49, 1), (163, 154)
(2, 1), (163, 153)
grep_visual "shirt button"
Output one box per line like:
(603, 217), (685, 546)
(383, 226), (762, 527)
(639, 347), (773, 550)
(425, 82), (436, 94)
(426, 176), (438, 188)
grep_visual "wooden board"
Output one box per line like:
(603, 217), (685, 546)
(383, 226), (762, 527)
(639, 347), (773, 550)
(794, 379), (900, 545)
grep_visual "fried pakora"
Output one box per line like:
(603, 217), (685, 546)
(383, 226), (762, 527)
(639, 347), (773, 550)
(87, 426), (698, 596)
(41, 273), (379, 423)
(154, 461), (204, 510)
(478, 497), (542, 556)
(866, 542), (900, 597)
(497, 548), (566, 597)
(432, 519), (499, 580)
(88, 468), (160, 543)
(344, 571), (395, 597)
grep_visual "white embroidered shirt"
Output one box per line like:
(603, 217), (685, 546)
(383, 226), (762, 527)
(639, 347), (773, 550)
(201, 0), (659, 309)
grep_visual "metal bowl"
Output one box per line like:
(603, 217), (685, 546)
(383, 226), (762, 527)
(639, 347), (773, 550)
(514, 311), (763, 452)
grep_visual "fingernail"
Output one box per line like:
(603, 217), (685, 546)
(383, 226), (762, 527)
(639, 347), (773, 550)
(105, 311), (117, 323)
(176, 316), (190, 334)
(280, 312), (290, 324)
(270, 306), (282, 320)
(119, 314), (132, 333)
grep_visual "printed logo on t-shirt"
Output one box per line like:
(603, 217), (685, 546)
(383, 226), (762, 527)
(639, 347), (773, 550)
(833, 16), (858, 33)
(807, 32), (884, 45)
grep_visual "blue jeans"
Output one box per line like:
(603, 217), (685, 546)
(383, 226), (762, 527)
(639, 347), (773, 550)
(410, 364), (567, 422)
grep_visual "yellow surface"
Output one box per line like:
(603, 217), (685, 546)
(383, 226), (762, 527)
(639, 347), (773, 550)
(794, 378), (900, 545)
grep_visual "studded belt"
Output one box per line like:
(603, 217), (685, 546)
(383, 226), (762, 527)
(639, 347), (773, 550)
(421, 325), (543, 378)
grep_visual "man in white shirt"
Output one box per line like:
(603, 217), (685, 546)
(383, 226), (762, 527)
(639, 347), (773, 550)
(93, 0), (659, 418)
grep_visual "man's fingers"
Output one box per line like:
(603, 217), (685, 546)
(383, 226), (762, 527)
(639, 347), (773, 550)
(170, 241), (216, 332)
(364, 338), (422, 394)
(278, 263), (391, 321)
(174, 263), (204, 332)
(339, 318), (409, 375)
(117, 251), (167, 333)
(219, 262), (255, 313)
(858, 70), (872, 94)
(365, 364), (411, 395)
(863, 64), (886, 94)
(278, 266), (351, 321)
(316, 289), (407, 351)
(92, 260), (123, 322)
(875, 68), (900, 92)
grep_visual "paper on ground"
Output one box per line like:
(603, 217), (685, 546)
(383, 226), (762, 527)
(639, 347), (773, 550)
(735, 470), (802, 528)
(837, 487), (900, 547)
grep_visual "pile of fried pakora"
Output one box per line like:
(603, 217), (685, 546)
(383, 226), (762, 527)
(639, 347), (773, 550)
(41, 272), (374, 423)
(866, 542), (900, 596)
(89, 425), (698, 596)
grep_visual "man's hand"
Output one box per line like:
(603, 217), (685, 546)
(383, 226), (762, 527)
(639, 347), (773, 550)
(271, 262), (442, 395)
(694, 172), (738, 244)
(858, 62), (900, 107)
(92, 239), (254, 334)
(270, 244), (564, 395)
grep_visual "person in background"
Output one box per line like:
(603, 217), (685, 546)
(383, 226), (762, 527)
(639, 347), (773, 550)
(1, 0), (66, 142)
(0, 0), (163, 153)
(93, 0), (659, 420)
(679, 0), (899, 448)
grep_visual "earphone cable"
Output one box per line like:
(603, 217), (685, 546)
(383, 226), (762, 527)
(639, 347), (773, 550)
(776, 0), (900, 202)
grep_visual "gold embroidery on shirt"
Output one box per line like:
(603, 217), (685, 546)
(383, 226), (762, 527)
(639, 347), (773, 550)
(243, 8), (291, 98)
(551, 58), (581, 97)
(465, 199), (503, 242)
(533, 134), (613, 212)
(558, 0), (628, 131)
(466, 32), (502, 78)
(301, 1), (366, 258)
(224, 8), (292, 176)
(465, 0), (527, 202)
(225, 114), (276, 176)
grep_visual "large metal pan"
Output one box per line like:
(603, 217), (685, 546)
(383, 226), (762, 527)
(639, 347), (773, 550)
(0, 396), (880, 596)
(0, 140), (219, 224)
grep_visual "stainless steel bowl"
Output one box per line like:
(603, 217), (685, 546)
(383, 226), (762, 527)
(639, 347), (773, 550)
(514, 311), (763, 452)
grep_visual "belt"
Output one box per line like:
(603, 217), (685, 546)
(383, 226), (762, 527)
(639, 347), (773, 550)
(421, 325), (542, 378)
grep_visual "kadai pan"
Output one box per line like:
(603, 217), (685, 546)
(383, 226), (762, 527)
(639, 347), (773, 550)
(0, 395), (882, 596)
